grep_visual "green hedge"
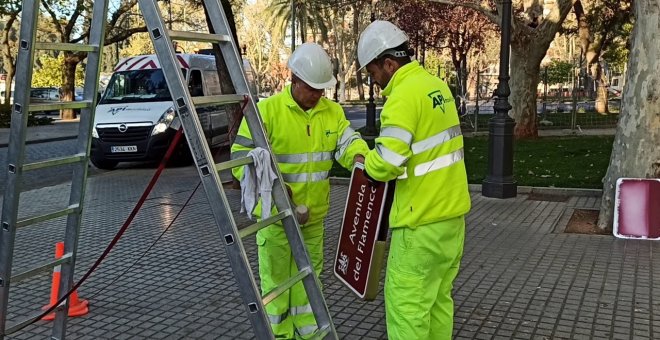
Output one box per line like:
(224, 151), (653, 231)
(331, 134), (614, 189)
(0, 104), (54, 128)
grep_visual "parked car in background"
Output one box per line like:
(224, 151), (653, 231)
(29, 87), (61, 115)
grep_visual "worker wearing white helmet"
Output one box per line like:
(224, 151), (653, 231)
(358, 20), (471, 340)
(231, 42), (368, 338)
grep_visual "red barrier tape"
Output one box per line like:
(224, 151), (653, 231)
(18, 95), (252, 332)
(19, 127), (185, 330)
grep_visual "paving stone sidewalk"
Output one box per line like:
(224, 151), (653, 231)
(2, 167), (658, 339)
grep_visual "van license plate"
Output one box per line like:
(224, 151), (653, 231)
(111, 145), (138, 153)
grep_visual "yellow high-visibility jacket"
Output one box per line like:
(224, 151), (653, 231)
(231, 85), (369, 224)
(365, 61), (471, 228)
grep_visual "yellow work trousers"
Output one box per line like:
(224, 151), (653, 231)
(256, 221), (324, 339)
(385, 216), (465, 340)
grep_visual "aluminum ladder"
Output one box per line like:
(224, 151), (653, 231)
(0, 0), (109, 338)
(137, 0), (338, 339)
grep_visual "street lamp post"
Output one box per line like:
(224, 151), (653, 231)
(482, 0), (517, 198)
(291, 0), (296, 52)
(542, 66), (548, 117)
(364, 1), (378, 136)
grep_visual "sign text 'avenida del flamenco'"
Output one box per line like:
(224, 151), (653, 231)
(334, 163), (392, 300)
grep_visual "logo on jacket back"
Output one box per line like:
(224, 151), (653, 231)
(427, 90), (453, 113)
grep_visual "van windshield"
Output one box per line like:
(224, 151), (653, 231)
(100, 69), (185, 104)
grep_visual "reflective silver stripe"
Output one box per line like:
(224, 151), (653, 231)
(296, 325), (318, 336)
(282, 171), (329, 183)
(338, 127), (357, 145)
(313, 151), (333, 162)
(276, 152), (333, 164)
(268, 312), (289, 324)
(376, 144), (408, 167)
(233, 135), (255, 148)
(290, 304), (313, 315)
(411, 125), (462, 155)
(398, 168), (408, 180)
(335, 128), (360, 160)
(380, 127), (413, 145)
(414, 149), (464, 176)
(282, 173), (306, 183)
(276, 153), (307, 163)
(230, 150), (249, 160)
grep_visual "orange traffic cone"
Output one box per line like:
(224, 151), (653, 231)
(42, 242), (89, 320)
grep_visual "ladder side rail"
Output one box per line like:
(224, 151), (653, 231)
(51, 0), (111, 337)
(204, 1), (337, 337)
(136, 1), (274, 338)
(0, 0), (41, 337)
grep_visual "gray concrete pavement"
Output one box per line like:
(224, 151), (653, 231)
(2, 167), (659, 339)
(0, 109), (615, 150)
(0, 119), (80, 148)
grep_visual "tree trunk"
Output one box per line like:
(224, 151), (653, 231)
(598, 0), (660, 230)
(3, 71), (14, 105)
(352, 8), (364, 101)
(2, 46), (16, 104)
(510, 46), (544, 138)
(338, 69), (346, 102)
(204, 0), (242, 146)
(595, 81), (609, 114)
(1, 13), (18, 105)
(61, 56), (78, 120)
(460, 55), (468, 99)
(355, 65), (365, 101)
(592, 62), (609, 114)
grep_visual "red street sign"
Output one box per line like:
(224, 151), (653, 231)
(614, 178), (660, 239)
(334, 163), (393, 300)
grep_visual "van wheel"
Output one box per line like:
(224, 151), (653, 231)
(91, 157), (118, 170)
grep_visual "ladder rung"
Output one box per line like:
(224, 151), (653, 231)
(215, 156), (254, 172)
(28, 100), (93, 113)
(16, 204), (80, 229)
(311, 325), (333, 339)
(192, 94), (245, 106)
(262, 266), (313, 305)
(23, 153), (86, 171)
(168, 30), (231, 43)
(238, 211), (290, 239)
(5, 311), (47, 335)
(35, 42), (97, 52)
(4, 302), (69, 335)
(11, 253), (72, 283)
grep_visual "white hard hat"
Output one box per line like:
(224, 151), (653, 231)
(357, 20), (409, 70)
(287, 43), (337, 89)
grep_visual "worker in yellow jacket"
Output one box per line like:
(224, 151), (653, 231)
(357, 21), (472, 340)
(231, 42), (369, 339)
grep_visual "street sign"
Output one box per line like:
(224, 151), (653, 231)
(334, 163), (393, 300)
(614, 178), (660, 239)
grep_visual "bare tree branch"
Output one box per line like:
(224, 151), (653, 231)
(426, 0), (500, 25)
(40, 0), (65, 37)
(64, 0), (85, 38)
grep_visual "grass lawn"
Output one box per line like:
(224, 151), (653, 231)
(465, 135), (613, 189)
(331, 135), (614, 189)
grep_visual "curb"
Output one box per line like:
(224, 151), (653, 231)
(0, 135), (78, 148)
(330, 177), (601, 197)
(469, 183), (602, 197)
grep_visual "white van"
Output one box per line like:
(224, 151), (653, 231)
(91, 54), (231, 169)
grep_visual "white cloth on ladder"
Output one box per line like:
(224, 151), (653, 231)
(240, 147), (278, 220)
